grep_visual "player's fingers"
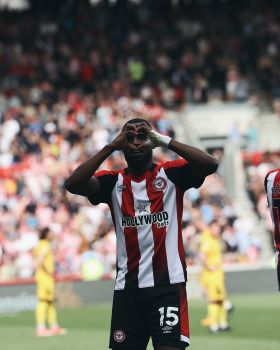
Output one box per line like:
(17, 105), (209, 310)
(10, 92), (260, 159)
(136, 125), (151, 134)
(124, 124), (137, 132)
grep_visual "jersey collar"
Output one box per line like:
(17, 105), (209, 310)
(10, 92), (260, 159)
(124, 163), (157, 181)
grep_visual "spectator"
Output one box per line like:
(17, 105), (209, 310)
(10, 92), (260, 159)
(2, 0), (274, 281)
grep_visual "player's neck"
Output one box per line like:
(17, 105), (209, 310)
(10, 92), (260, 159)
(127, 159), (153, 176)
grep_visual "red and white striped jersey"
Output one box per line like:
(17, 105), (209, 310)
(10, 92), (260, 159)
(89, 159), (205, 290)
(264, 168), (280, 251)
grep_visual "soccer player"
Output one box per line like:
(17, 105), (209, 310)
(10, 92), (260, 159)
(264, 169), (280, 291)
(33, 227), (67, 337)
(64, 118), (219, 349)
(199, 220), (230, 333)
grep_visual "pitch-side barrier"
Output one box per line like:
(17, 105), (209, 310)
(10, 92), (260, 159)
(0, 264), (278, 313)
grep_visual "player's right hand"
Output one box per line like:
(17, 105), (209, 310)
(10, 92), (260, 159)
(109, 130), (127, 151)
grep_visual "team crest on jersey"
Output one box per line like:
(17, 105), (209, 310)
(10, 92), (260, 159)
(135, 200), (151, 214)
(113, 330), (126, 343)
(152, 177), (167, 191)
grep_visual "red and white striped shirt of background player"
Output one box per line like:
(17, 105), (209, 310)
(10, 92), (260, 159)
(264, 169), (280, 251)
(264, 168), (280, 290)
(88, 159), (206, 290)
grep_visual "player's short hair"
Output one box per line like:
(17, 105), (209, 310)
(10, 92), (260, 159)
(39, 227), (50, 240)
(122, 118), (151, 130)
(209, 219), (219, 226)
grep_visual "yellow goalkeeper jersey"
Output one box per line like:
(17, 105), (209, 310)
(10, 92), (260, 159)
(33, 239), (54, 280)
(200, 231), (222, 270)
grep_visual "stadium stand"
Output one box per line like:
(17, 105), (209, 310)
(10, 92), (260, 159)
(0, 0), (279, 282)
(244, 151), (280, 249)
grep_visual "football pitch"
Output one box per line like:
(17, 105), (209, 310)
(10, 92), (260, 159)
(0, 293), (279, 350)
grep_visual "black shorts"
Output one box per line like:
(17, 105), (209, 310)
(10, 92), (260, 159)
(109, 283), (190, 350)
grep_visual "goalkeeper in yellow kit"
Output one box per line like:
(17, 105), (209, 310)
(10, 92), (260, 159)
(33, 227), (67, 337)
(199, 220), (231, 333)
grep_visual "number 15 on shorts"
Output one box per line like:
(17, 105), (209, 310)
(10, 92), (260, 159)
(158, 307), (179, 326)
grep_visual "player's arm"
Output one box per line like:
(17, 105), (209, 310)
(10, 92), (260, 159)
(276, 251), (280, 291)
(265, 170), (280, 291)
(264, 173), (269, 194)
(168, 140), (219, 176)
(35, 249), (53, 276)
(199, 251), (218, 272)
(200, 253), (211, 270)
(147, 129), (219, 176)
(64, 130), (127, 197)
(264, 172), (271, 208)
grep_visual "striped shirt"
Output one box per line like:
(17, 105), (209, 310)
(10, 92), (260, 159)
(89, 159), (205, 290)
(264, 168), (280, 251)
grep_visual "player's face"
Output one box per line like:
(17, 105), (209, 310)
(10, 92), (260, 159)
(123, 122), (152, 166)
(210, 223), (221, 237)
(47, 230), (55, 242)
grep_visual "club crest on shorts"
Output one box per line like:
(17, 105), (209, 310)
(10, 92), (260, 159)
(152, 177), (167, 191)
(114, 330), (126, 343)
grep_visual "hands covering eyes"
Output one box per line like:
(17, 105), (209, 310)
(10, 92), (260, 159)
(110, 122), (171, 151)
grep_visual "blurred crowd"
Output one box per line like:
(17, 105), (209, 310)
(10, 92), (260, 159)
(0, 0), (279, 108)
(0, 100), (261, 282)
(0, 90), (178, 281)
(1, 0), (276, 281)
(183, 151), (261, 267)
(244, 151), (280, 247)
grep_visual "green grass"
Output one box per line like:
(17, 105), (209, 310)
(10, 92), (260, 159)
(0, 293), (279, 350)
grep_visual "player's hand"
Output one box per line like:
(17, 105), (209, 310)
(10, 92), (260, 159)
(109, 130), (127, 151)
(147, 129), (172, 148)
(208, 265), (218, 272)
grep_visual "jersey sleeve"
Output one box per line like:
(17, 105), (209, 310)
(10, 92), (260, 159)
(264, 168), (280, 193)
(264, 172), (269, 193)
(164, 159), (206, 191)
(87, 170), (118, 205)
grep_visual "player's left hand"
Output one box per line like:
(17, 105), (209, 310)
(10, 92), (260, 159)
(110, 130), (127, 151)
(147, 129), (172, 148)
(128, 124), (165, 149)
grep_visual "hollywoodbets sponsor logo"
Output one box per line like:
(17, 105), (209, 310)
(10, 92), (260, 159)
(122, 211), (169, 228)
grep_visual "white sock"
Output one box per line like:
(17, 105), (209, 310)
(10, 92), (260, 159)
(37, 324), (46, 330)
(209, 324), (219, 332)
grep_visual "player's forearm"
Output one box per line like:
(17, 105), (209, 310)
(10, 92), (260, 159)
(64, 145), (115, 191)
(202, 259), (216, 271)
(36, 261), (53, 276)
(201, 257), (211, 270)
(168, 139), (219, 175)
(42, 266), (53, 276)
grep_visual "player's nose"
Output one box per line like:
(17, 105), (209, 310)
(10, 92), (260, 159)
(131, 136), (142, 147)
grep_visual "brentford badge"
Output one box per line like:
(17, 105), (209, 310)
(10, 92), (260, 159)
(152, 177), (167, 191)
(114, 330), (126, 343)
